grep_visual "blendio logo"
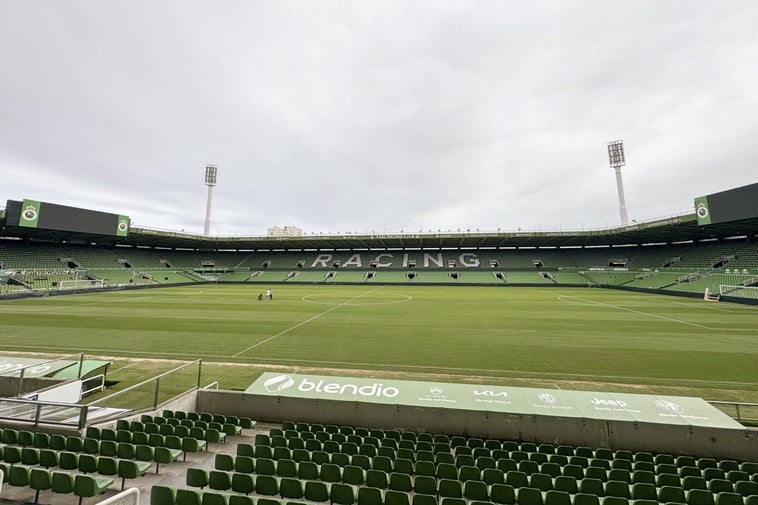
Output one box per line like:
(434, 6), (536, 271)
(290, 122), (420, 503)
(298, 378), (400, 398)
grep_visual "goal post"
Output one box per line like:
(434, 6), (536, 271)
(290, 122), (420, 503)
(718, 285), (758, 300)
(59, 279), (105, 290)
(703, 288), (720, 302)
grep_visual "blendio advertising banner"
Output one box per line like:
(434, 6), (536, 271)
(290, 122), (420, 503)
(247, 373), (743, 430)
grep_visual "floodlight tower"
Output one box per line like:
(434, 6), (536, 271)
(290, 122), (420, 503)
(203, 164), (217, 236)
(607, 140), (629, 226)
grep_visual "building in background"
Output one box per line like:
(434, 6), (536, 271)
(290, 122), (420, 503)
(267, 225), (303, 237)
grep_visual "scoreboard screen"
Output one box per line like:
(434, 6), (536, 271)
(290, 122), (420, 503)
(4, 199), (130, 237)
(695, 183), (758, 226)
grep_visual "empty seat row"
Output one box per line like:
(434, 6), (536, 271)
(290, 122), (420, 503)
(158, 410), (255, 429)
(0, 464), (114, 504)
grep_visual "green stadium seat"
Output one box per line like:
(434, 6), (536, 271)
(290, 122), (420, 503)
(438, 478), (463, 498)
(215, 453), (234, 471)
(321, 463), (343, 483)
(254, 474), (279, 496)
(330, 482), (356, 505)
(21, 447), (40, 465)
(734, 480), (758, 496)
(256, 458), (277, 476)
(413, 493), (439, 505)
(365, 469), (388, 489)
(33, 432), (50, 449)
(688, 489), (716, 505)
(100, 440), (119, 457)
(684, 476), (709, 490)
(483, 467), (506, 485)
(631, 482), (657, 501)
(580, 478), (605, 496)
(631, 470), (655, 485)
(39, 448), (59, 468)
(459, 465), (481, 482)
(74, 474), (115, 505)
(295, 460), (318, 480)
(554, 475), (579, 494)
(51, 471), (75, 495)
(585, 467), (607, 481)
(608, 469), (631, 483)
(491, 483), (517, 505)
(276, 459), (298, 478)
(573, 495), (600, 505)
(530, 473), (553, 491)
(229, 457), (251, 474)
(343, 465), (365, 485)
(659, 485), (687, 504)
(563, 464), (584, 480)
(517, 486), (544, 505)
(305, 480), (330, 502)
(231, 472), (254, 495)
(59, 451), (80, 470)
(8, 465), (31, 487)
(506, 471), (529, 488)
(3, 446), (21, 464)
(710, 479), (735, 494)
(414, 475), (438, 495)
(464, 480), (490, 501)
(545, 490), (572, 505)
(657, 473), (682, 487)
(728, 471), (750, 484)
(50, 434), (67, 451)
(715, 493), (744, 505)
(208, 470), (232, 491)
(280, 477), (304, 500)
(154, 446), (182, 473)
(228, 492), (253, 505)
(118, 459), (151, 489)
(389, 472), (413, 492)
(202, 491), (228, 505)
(176, 489), (202, 505)
(357, 487), (383, 505)
(187, 468), (209, 489)
(78, 454), (99, 474)
(27, 467), (50, 504)
(97, 456), (120, 477)
(604, 480), (630, 499)
(386, 490), (411, 505)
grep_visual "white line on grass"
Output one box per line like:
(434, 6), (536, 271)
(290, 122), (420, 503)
(3, 342), (756, 388)
(551, 292), (755, 331)
(231, 286), (387, 357)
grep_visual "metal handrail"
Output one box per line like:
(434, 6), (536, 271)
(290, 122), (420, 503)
(88, 359), (202, 414)
(708, 400), (758, 424)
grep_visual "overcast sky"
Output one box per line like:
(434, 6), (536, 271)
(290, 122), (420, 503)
(1, 1), (757, 236)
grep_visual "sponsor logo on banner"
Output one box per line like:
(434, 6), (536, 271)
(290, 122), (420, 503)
(418, 384), (456, 404)
(264, 374), (295, 392)
(538, 393), (557, 404)
(655, 400), (684, 414)
(298, 378), (400, 398)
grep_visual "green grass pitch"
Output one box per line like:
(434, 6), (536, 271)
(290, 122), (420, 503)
(1, 284), (757, 403)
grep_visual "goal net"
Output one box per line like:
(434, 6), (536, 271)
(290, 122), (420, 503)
(59, 279), (105, 290)
(719, 285), (758, 300)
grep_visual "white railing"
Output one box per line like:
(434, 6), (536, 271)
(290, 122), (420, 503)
(96, 487), (139, 505)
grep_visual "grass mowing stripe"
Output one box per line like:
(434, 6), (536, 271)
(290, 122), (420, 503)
(2, 285), (756, 399)
(232, 286), (387, 357)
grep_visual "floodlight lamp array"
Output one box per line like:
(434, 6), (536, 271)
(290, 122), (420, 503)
(205, 164), (218, 186)
(607, 140), (625, 169)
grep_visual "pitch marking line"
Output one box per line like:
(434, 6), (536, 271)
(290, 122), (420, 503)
(552, 292), (755, 331)
(231, 286), (388, 357)
(3, 343), (756, 388)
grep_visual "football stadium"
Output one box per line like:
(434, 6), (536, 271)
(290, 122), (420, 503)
(0, 182), (757, 505)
